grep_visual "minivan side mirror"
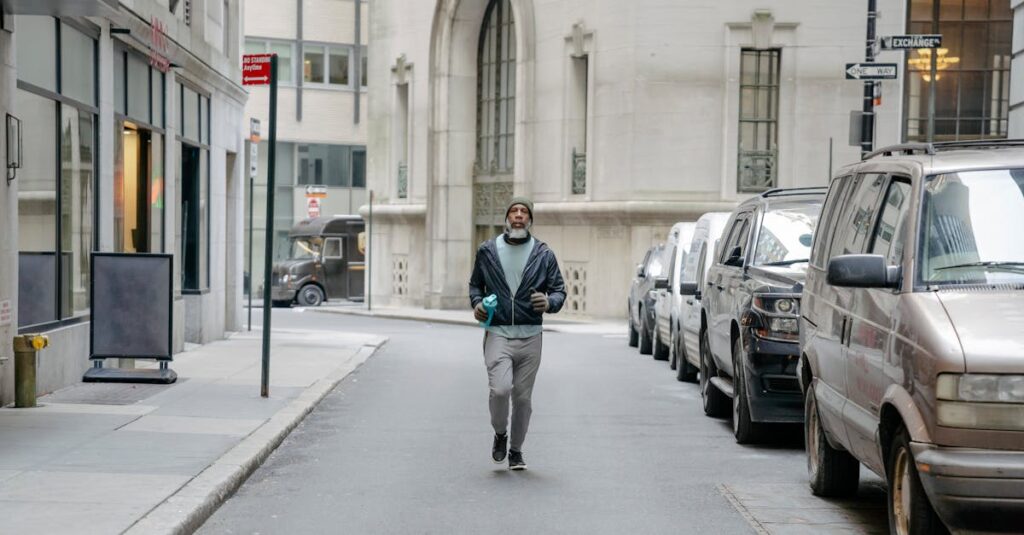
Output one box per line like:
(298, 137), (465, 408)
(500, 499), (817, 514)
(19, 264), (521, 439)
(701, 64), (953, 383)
(827, 254), (900, 289)
(636, 264), (645, 278)
(654, 277), (669, 290)
(679, 282), (698, 296)
(724, 246), (744, 267)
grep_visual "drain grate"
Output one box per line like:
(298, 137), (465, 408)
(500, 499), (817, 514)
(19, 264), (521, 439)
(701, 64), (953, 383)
(42, 380), (184, 406)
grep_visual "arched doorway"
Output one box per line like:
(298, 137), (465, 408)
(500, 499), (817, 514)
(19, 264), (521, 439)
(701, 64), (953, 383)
(425, 0), (533, 308)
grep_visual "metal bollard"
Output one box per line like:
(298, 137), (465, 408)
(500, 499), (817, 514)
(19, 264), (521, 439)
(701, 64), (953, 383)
(13, 334), (48, 408)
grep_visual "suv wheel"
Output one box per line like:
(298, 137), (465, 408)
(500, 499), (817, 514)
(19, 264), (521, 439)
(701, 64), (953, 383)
(732, 337), (763, 444)
(628, 313), (639, 348)
(700, 329), (729, 417)
(297, 284), (325, 307)
(653, 324), (670, 361)
(805, 382), (859, 497)
(888, 427), (947, 535)
(675, 328), (697, 383)
(639, 310), (653, 355)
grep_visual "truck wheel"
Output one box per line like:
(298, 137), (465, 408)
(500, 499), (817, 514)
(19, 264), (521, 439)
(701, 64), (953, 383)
(732, 337), (764, 444)
(675, 329), (698, 383)
(888, 427), (947, 535)
(297, 285), (325, 307)
(628, 314), (639, 348)
(700, 329), (729, 417)
(639, 310), (653, 355)
(805, 382), (859, 497)
(653, 326), (670, 361)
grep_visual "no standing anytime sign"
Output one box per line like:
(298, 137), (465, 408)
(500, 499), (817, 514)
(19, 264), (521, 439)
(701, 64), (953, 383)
(242, 54), (273, 86)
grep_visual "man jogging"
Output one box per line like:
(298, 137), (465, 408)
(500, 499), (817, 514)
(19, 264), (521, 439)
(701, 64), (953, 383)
(469, 197), (566, 471)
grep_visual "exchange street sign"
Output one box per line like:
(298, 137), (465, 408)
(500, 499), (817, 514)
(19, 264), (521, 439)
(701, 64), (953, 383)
(845, 63), (898, 80)
(880, 34), (942, 50)
(242, 54), (273, 86)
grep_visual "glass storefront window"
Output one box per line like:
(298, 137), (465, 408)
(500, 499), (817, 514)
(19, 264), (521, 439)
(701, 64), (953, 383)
(16, 16), (56, 91)
(905, 0), (1011, 141)
(60, 23), (96, 106)
(152, 69), (165, 128)
(60, 106), (95, 319)
(127, 53), (150, 122)
(115, 123), (163, 254)
(183, 86), (199, 141)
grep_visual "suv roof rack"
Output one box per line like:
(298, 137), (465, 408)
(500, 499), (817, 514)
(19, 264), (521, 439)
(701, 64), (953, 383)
(864, 139), (1024, 161)
(759, 187), (828, 198)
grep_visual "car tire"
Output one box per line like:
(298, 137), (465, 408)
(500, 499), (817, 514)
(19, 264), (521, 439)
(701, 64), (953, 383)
(653, 325), (670, 361)
(732, 337), (764, 444)
(297, 284), (325, 307)
(887, 427), (948, 535)
(700, 329), (729, 417)
(628, 314), (639, 348)
(805, 382), (860, 497)
(639, 310), (653, 355)
(675, 328), (698, 383)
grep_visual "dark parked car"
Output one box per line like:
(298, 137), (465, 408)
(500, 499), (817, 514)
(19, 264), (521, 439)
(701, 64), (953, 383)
(269, 215), (366, 307)
(628, 244), (668, 354)
(700, 188), (825, 443)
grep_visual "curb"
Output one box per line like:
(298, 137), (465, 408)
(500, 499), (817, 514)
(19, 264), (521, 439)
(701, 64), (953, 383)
(123, 338), (388, 535)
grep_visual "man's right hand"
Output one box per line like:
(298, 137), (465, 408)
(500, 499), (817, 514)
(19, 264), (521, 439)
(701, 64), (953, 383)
(474, 303), (489, 322)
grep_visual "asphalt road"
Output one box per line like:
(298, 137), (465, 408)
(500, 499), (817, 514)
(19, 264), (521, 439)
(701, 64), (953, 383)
(199, 309), (886, 534)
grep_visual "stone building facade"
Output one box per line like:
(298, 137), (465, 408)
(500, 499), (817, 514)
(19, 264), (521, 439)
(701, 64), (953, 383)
(367, 0), (936, 318)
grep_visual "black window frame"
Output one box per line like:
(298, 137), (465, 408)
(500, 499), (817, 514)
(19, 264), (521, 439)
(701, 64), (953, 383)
(15, 16), (100, 333)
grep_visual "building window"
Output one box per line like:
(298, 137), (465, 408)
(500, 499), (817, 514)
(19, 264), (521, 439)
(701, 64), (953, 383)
(176, 83), (211, 292)
(569, 53), (588, 195)
(328, 46), (350, 85)
(361, 52), (368, 88)
(245, 39), (295, 83)
(476, 0), (516, 174)
(296, 144), (366, 187)
(738, 48), (780, 193)
(15, 16), (98, 329)
(904, 0), (1011, 141)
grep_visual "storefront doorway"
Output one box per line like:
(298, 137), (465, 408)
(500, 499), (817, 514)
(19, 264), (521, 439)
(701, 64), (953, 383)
(115, 122), (163, 253)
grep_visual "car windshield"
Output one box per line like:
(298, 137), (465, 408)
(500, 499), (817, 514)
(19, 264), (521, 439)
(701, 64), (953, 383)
(752, 202), (821, 267)
(647, 247), (668, 278)
(289, 238), (321, 260)
(918, 168), (1024, 286)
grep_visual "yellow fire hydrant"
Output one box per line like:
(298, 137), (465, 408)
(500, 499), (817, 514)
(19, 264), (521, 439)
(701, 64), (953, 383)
(13, 334), (48, 408)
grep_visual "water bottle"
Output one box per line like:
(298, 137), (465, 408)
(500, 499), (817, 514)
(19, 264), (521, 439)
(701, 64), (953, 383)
(480, 294), (498, 327)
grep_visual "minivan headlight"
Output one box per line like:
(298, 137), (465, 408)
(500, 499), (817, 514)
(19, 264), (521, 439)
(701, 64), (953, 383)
(936, 374), (1024, 431)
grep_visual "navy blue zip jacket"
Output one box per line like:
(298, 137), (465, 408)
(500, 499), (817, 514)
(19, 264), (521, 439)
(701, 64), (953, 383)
(468, 236), (567, 326)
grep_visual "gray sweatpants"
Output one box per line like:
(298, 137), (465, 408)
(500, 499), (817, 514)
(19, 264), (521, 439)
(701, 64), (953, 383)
(483, 332), (543, 451)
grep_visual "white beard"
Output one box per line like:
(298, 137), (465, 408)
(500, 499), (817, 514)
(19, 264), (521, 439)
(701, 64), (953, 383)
(504, 218), (532, 239)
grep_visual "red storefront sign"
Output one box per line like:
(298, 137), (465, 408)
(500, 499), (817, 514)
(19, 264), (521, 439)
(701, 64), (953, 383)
(242, 54), (274, 86)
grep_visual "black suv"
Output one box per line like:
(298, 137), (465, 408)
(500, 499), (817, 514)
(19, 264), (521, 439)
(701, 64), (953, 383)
(700, 188), (825, 443)
(628, 244), (669, 354)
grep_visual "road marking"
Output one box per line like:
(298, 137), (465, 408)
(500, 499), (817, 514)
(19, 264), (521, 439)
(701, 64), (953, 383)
(719, 484), (771, 535)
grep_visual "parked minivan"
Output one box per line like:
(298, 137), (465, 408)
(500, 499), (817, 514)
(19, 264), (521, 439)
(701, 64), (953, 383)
(628, 244), (668, 354)
(674, 212), (732, 382)
(653, 222), (697, 363)
(800, 141), (1024, 534)
(270, 215), (366, 307)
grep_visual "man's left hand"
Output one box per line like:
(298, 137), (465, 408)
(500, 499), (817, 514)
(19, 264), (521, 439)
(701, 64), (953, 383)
(530, 291), (549, 314)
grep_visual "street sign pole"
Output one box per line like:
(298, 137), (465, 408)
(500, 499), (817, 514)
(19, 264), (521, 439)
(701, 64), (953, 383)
(862, 0), (878, 157)
(928, 0), (939, 142)
(247, 150), (254, 332)
(260, 55), (278, 399)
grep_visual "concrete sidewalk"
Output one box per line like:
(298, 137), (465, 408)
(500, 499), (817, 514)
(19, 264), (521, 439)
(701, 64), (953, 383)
(307, 303), (628, 336)
(0, 328), (386, 535)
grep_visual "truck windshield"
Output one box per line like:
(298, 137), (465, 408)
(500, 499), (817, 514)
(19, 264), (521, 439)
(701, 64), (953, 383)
(290, 238), (321, 260)
(752, 202), (821, 267)
(918, 169), (1024, 286)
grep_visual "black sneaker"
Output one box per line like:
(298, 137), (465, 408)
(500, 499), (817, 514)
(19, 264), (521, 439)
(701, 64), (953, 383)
(492, 434), (508, 463)
(508, 450), (527, 471)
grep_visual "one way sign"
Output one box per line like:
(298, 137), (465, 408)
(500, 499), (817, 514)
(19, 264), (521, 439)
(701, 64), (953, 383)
(845, 63), (898, 80)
